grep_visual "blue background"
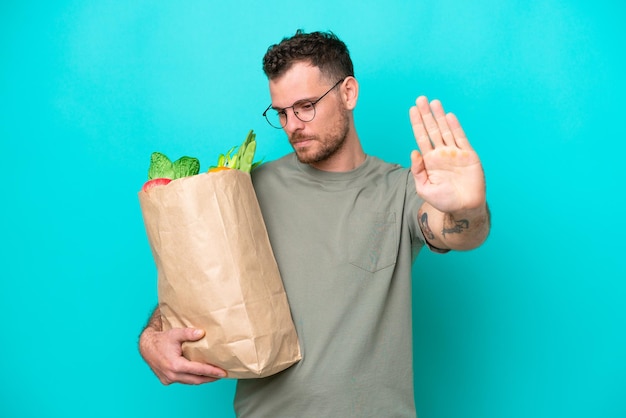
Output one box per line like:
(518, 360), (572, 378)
(2, 1), (624, 417)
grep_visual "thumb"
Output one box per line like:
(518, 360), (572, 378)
(410, 150), (425, 179)
(171, 327), (205, 343)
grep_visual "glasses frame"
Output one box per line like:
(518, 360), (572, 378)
(262, 77), (347, 129)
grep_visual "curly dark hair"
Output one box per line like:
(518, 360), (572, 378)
(262, 30), (354, 82)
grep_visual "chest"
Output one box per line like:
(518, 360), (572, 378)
(258, 180), (406, 275)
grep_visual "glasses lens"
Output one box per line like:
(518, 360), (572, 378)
(293, 101), (316, 122)
(265, 109), (286, 129)
(263, 99), (319, 128)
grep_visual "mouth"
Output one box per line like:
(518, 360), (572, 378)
(290, 136), (314, 149)
(291, 139), (312, 147)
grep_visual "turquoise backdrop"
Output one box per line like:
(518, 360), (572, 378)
(2, 1), (624, 417)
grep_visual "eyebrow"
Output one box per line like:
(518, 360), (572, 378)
(271, 96), (319, 111)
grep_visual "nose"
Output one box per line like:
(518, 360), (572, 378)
(283, 108), (305, 132)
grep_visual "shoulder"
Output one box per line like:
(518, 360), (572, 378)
(252, 153), (292, 175)
(360, 155), (404, 173)
(362, 155), (411, 187)
(251, 153), (296, 189)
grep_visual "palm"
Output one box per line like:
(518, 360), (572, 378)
(409, 97), (485, 214)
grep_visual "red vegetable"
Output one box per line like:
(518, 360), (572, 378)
(142, 178), (172, 192)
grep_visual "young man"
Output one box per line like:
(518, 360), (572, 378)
(139, 30), (490, 417)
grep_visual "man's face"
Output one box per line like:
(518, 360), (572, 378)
(268, 62), (350, 166)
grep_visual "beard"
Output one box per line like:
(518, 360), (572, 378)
(289, 109), (350, 165)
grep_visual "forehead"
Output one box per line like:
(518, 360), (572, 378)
(268, 62), (325, 108)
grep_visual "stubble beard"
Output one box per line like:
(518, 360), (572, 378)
(290, 109), (350, 165)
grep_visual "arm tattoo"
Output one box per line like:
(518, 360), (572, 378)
(442, 218), (469, 237)
(419, 210), (471, 240)
(418, 212), (436, 240)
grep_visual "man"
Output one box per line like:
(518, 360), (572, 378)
(139, 30), (490, 417)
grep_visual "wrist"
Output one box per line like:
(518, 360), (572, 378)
(441, 203), (490, 250)
(449, 202), (489, 223)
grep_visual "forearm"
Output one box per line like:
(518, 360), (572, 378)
(143, 305), (162, 332)
(418, 202), (490, 251)
(139, 306), (162, 357)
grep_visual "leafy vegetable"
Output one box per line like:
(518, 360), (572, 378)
(147, 152), (200, 180)
(142, 129), (260, 192)
(172, 156), (201, 179)
(148, 152), (175, 180)
(209, 130), (262, 173)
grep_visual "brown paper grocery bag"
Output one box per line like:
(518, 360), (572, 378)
(138, 169), (301, 379)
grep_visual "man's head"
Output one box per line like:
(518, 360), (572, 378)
(263, 30), (354, 83)
(262, 31), (362, 171)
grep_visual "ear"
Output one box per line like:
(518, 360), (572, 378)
(341, 76), (359, 110)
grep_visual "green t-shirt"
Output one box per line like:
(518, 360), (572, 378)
(235, 154), (427, 417)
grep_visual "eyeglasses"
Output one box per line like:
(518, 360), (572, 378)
(262, 78), (346, 129)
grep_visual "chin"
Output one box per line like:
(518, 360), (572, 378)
(294, 151), (316, 164)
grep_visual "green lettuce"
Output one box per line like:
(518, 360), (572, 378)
(147, 152), (200, 180)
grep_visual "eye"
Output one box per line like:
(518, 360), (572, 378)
(298, 102), (314, 111)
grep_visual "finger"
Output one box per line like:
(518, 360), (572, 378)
(179, 359), (228, 379)
(170, 328), (205, 344)
(180, 375), (221, 385)
(168, 370), (222, 385)
(168, 329), (228, 377)
(159, 359), (225, 385)
(409, 103), (433, 153)
(416, 96), (444, 146)
(410, 150), (426, 183)
(445, 113), (473, 150)
(174, 370), (224, 385)
(430, 100), (454, 146)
